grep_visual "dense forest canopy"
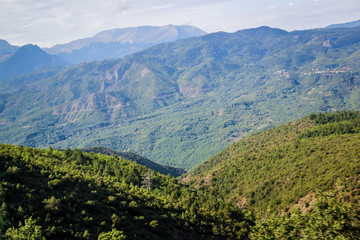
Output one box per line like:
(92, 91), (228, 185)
(1, 111), (360, 239)
(0, 143), (251, 239)
(186, 111), (360, 213)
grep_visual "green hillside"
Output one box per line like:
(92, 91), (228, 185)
(81, 146), (185, 177)
(0, 144), (250, 239)
(185, 111), (360, 213)
(1, 112), (360, 239)
(1, 27), (360, 169)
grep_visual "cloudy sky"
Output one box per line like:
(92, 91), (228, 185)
(1, 0), (360, 47)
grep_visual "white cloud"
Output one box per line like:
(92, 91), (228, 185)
(200, 0), (360, 32)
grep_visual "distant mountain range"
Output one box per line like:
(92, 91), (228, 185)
(326, 19), (360, 29)
(0, 44), (68, 82)
(45, 25), (206, 63)
(1, 24), (359, 169)
(0, 25), (205, 81)
(0, 39), (19, 63)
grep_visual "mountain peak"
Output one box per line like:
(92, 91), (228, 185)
(0, 39), (19, 62)
(15, 44), (43, 55)
(0, 39), (14, 49)
(46, 25), (206, 63)
(0, 43), (68, 81)
(92, 24), (206, 44)
(11, 44), (57, 61)
(236, 26), (289, 38)
(21, 43), (40, 48)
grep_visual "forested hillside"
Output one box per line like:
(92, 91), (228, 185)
(185, 111), (360, 213)
(1, 112), (360, 239)
(0, 144), (251, 239)
(81, 146), (185, 177)
(1, 26), (360, 169)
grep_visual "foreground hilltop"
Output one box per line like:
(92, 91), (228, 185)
(0, 144), (250, 239)
(1, 111), (360, 239)
(185, 111), (360, 213)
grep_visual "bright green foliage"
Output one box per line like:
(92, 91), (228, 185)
(1, 112), (360, 239)
(98, 229), (126, 240)
(186, 111), (360, 212)
(43, 196), (61, 212)
(6, 217), (45, 240)
(0, 203), (8, 239)
(250, 191), (360, 239)
(309, 111), (360, 124)
(303, 111), (360, 137)
(149, 220), (158, 229)
(0, 144), (251, 239)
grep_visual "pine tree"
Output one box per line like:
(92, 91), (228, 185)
(141, 170), (152, 193)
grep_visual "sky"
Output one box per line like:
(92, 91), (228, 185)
(1, 0), (360, 48)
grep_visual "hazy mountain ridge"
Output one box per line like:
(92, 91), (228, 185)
(0, 26), (360, 168)
(0, 44), (69, 82)
(45, 25), (207, 63)
(0, 39), (19, 63)
(0, 25), (205, 87)
(326, 19), (360, 29)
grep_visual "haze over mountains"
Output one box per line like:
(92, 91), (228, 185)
(325, 19), (360, 29)
(0, 44), (69, 82)
(45, 25), (206, 64)
(0, 25), (205, 81)
(0, 23), (360, 169)
(0, 39), (19, 63)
